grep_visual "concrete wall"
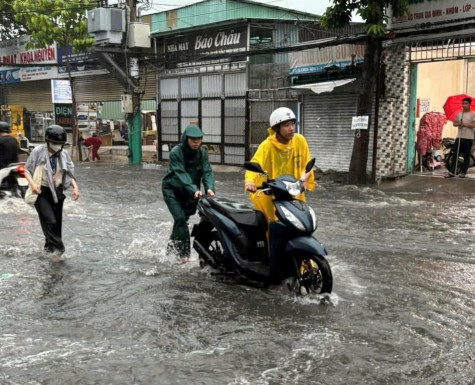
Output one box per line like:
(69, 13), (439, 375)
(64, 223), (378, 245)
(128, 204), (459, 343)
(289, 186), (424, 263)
(416, 60), (465, 139)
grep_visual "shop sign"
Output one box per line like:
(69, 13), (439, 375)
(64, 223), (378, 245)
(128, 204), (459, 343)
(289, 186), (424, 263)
(51, 79), (73, 104)
(164, 25), (248, 69)
(56, 46), (108, 78)
(54, 104), (73, 129)
(389, 0), (475, 31)
(289, 44), (365, 76)
(351, 115), (369, 130)
(0, 35), (57, 83)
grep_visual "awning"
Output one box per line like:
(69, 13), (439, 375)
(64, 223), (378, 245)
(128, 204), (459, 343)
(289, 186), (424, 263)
(291, 78), (356, 94)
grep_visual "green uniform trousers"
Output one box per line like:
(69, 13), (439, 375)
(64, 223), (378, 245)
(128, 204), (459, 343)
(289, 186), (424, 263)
(162, 185), (198, 258)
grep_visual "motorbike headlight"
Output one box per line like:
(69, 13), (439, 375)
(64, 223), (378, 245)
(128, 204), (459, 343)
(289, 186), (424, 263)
(283, 180), (303, 196)
(281, 206), (306, 231)
(309, 207), (318, 231)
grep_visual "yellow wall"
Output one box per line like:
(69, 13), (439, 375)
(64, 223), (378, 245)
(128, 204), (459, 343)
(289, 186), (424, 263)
(416, 60), (465, 139)
(0, 105), (24, 137)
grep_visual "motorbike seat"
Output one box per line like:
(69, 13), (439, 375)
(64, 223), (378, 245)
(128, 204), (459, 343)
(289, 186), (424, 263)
(208, 197), (267, 230)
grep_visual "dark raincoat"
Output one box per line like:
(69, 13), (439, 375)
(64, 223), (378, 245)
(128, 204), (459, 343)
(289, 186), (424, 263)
(162, 125), (215, 258)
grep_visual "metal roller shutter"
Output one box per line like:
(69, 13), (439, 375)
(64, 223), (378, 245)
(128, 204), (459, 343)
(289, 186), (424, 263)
(73, 70), (155, 102)
(73, 75), (124, 102)
(6, 80), (53, 111)
(303, 83), (375, 172)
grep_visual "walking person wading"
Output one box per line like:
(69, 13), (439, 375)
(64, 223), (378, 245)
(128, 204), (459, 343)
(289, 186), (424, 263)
(24, 125), (80, 261)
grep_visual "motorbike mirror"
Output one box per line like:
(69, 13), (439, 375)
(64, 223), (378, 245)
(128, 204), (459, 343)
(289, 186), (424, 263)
(244, 161), (266, 174)
(305, 158), (316, 173)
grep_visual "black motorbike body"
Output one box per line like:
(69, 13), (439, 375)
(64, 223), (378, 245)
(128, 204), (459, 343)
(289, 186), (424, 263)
(192, 160), (333, 295)
(443, 137), (475, 174)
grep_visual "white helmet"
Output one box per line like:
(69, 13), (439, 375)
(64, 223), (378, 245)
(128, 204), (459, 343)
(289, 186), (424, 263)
(269, 107), (296, 129)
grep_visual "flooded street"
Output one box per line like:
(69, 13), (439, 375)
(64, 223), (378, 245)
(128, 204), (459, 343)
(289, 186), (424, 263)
(1, 163), (475, 384)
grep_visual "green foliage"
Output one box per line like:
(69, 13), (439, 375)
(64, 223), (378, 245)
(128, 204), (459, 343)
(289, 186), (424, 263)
(320, 0), (409, 36)
(0, 0), (26, 39)
(12, 0), (95, 52)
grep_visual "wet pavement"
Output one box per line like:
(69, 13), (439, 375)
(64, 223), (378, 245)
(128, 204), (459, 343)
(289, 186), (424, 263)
(1, 162), (475, 384)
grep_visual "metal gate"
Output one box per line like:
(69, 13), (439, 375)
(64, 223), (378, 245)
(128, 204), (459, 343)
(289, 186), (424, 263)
(303, 83), (375, 172)
(158, 72), (247, 165)
(248, 89), (298, 158)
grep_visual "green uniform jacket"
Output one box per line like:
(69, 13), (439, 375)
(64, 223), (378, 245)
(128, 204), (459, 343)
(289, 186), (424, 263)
(162, 135), (214, 200)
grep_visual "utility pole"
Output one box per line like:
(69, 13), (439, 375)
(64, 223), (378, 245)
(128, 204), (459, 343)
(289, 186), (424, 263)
(126, 0), (142, 164)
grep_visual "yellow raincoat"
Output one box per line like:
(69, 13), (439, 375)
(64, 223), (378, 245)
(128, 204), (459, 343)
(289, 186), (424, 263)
(245, 128), (315, 223)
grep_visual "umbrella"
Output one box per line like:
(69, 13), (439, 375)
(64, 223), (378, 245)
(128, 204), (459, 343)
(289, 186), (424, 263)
(443, 93), (475, 121)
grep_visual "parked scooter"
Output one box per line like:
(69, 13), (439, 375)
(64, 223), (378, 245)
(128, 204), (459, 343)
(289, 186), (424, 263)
(443, 137), (475, 174)
(192, 158), (333, 296)
(421, 148), (445, 170)
(0, 162), (28, 199)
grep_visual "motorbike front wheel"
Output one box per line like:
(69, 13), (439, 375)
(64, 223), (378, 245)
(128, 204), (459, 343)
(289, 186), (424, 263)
(292, 253), (333, 295)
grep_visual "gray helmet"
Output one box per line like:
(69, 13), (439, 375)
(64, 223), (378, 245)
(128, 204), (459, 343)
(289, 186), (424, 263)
(45, 125), (67, 143)
(0, 121), (11, 133)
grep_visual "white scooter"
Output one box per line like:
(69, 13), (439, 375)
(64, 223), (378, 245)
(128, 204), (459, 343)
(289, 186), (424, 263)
(0, 163), (28, 199)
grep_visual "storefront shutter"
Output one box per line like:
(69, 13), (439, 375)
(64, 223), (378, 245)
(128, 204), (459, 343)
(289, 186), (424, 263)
(73, 70), (156, 102)
(303, 82), (375, 172)
(6, 80), (53, 112)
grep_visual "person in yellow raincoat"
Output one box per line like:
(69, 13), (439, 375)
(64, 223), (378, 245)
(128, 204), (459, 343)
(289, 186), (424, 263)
(244, 107), (315, 282)
(244, 107), (315, 223)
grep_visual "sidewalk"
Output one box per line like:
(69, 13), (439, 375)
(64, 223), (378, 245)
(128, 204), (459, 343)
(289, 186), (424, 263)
(411, 165), (475, 180)
(96, 144), (242, 172)
(97, 144), (157, 163)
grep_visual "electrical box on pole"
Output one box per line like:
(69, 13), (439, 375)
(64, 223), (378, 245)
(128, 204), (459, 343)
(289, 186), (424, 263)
(127, 23), (151, 48)
(121, 94), (133, 113)
(87, 8), (126, 45)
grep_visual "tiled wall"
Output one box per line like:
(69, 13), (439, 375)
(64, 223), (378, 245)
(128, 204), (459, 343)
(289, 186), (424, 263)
(376, 43), (411, 178)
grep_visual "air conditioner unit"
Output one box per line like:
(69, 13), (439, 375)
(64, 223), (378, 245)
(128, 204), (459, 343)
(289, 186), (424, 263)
(87, 8), (126, 45)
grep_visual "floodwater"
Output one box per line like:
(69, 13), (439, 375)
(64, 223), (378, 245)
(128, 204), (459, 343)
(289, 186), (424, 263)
(1, 163), (475, 384)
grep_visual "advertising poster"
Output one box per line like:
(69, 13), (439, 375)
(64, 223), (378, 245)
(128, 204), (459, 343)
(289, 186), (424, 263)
(51, 79), (73, 104)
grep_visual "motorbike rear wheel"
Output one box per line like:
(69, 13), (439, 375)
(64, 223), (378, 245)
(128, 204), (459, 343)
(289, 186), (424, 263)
(292, 253), (332, 295)
(195, 230), (228, 271)
(445, 153), (463, 175)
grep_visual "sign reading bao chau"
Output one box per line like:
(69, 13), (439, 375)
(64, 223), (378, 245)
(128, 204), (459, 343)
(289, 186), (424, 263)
(164, 25), (247, 68)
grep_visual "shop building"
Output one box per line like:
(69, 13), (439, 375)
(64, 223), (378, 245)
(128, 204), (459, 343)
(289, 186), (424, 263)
(0, 33), (156, 144)
(150, 0), (318, 166)
(151, 0), (370, 172)
(378, 0), (475, 178)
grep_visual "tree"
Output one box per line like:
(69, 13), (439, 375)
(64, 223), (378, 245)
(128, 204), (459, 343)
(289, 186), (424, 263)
(0, 0), (26, 40)
(320, 0), (408, 184)
(13, 0), (96, 160)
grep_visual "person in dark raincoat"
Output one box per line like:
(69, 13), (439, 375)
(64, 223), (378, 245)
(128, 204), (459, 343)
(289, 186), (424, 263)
(162, 124), (215, 263)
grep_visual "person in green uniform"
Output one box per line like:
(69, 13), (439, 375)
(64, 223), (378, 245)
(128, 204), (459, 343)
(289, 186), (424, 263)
(162, 124), (215, 263)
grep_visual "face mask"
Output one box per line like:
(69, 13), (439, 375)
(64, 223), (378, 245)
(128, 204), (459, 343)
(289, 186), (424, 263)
(49, 143), (63, 153)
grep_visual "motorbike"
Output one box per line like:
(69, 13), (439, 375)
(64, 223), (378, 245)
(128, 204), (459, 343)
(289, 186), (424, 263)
(443, 137), (475, 174)
(421, 148), (445, 171)
(191, 158), (333, 296)
(0, 162), (28, 199)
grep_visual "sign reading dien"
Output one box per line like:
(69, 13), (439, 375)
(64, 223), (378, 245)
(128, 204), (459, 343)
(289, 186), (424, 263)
(351, 116), (369, 130)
